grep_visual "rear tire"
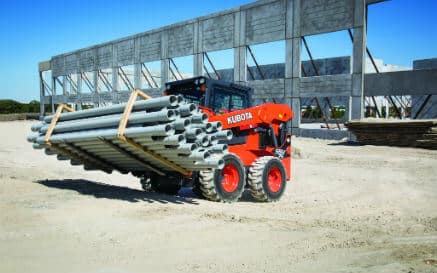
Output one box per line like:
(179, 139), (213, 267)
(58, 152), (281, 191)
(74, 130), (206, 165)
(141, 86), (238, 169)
(247, 156), (287, 202)
(150, 173), (181, 195)
(198, 153), (245, 203)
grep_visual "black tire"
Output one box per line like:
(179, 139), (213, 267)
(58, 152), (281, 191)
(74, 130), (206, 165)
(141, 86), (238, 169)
(150, 173), (181, 195)
(140, 177), (152, 192)
(192, 174), (206, 199)
(247, 156), (287, 202)
(198, 153), (245, 203)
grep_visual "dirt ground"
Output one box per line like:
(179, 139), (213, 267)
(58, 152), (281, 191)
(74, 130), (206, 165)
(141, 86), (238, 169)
(1, 121), (437, 273)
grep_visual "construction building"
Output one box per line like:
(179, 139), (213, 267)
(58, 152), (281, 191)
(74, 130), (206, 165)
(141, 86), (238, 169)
(38, 0), (437, 139)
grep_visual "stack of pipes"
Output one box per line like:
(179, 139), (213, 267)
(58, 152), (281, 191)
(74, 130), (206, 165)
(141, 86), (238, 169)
(27, 95), (231, 175)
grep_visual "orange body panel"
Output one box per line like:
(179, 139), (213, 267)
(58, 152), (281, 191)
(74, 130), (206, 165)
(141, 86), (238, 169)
(203, 103), (294, 180)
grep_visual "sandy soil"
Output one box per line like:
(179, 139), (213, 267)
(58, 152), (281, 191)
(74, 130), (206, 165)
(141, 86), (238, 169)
(1, 120), (437, 273)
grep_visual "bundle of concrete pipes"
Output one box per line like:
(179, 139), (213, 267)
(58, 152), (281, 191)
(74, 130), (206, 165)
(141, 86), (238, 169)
(27, 95), (231, 175)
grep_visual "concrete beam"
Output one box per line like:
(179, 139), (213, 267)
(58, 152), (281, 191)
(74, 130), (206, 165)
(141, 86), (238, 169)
(38, 61), (51, 72)
(364, 69), (437, 96)
(366, 0), (388, 5)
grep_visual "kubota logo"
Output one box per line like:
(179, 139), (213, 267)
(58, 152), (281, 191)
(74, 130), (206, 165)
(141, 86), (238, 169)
(227, 112), (253, 124)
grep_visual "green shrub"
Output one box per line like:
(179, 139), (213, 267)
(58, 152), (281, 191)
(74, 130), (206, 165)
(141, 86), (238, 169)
(0, 100), (41, 114)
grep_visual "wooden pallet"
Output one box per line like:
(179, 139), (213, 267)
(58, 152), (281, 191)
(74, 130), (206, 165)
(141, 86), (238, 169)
(345, 119), (437, 150)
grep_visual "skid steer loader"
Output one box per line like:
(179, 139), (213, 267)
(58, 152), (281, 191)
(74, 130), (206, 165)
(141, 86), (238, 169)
(151, 76), (294, 202)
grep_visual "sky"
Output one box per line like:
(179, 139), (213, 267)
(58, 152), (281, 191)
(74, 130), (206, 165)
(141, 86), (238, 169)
(0, 0), (436, 102)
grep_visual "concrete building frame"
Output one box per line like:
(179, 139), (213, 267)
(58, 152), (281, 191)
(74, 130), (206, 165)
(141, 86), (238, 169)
(38, 0), (437, 139)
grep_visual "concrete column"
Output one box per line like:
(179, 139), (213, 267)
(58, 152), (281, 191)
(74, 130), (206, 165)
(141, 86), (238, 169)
(134, 63), (141, 89)
(194, 53), (203, 77)
(161, 59), (169, 87)
(94, 70), (99, 93)
(75, 73), (82, 110)
(290, 0), (301, 133)
(291, 37), (301, 130)
(234, 46), (247, 83)
(51, 77), (56, 112)
(349, 0), (366, 120)
(134, 37), (141, 89)
(39, 72), (45, 118)
(233, 10), (246, 83)
(77, 73), (82, 94)
(161, 29), (169, 87)
(285, 37), (293, 132)
(111, 43), (118, 104)
(193, 20), (203, 77)
(62, 76), (67, 95)
(291, 96), (301, 129)
(94, 70), (99, 106)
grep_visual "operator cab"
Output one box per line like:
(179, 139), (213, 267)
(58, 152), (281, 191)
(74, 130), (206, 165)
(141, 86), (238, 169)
(164, 76), (253, 114)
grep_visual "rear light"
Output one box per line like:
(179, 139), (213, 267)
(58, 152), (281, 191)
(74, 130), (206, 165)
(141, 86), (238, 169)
(239, 124), (258, 131)
(200, 84), (206, 92)
(163, 90), (168, 96)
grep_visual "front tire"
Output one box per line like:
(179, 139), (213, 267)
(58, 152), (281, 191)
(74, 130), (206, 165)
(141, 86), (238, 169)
(248, 156), (287, 202)
(198, 153), (245, 203)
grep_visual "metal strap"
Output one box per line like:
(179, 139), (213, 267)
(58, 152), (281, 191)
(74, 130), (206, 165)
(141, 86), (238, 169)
(44, 104), (74, 144)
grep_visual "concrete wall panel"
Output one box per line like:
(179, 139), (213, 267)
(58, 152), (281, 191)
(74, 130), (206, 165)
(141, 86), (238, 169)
(298, 74), (352, 97)
(51, 56), (65, 77)
(300, 0), (353, 36)
(246, 79), (285, 99)
(116, 39), (135, 67)
(364, 70), (437, 96)
(97, 45), (113, 69)
(64, 53), (78, 74)
(245, 0), (286, 45)
(202, 13), (235, 52)
(79, 49), (96, 72)
(139, 32), (162, 63)
(413, 58), (437, 70)
(167, 24), (194, 58)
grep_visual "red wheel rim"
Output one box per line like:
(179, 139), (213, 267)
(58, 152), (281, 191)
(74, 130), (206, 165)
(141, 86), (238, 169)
(221, 164), (239, 192)
(267, 167), (282, 193)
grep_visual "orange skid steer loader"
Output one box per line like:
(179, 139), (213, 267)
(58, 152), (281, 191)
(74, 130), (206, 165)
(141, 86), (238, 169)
(152, 76), (294, 202)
